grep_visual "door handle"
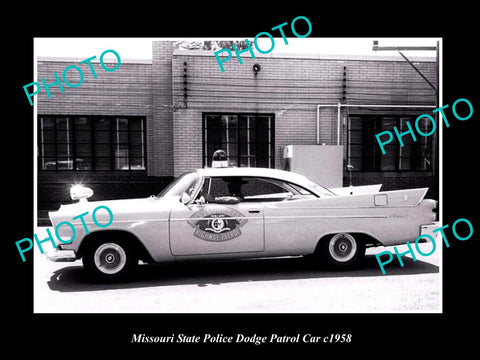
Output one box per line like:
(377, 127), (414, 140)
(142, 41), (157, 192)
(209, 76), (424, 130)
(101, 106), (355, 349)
(248, 208), (261, 213)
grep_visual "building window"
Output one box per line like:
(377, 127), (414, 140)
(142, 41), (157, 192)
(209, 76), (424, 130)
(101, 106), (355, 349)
(203, 113), (274, 168)
(347, 115), (432, 172)
(38, 115), (146, 171)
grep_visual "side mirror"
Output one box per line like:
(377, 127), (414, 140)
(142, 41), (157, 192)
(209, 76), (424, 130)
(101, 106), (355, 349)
(181, 192), (192, 205)
(70, 185), (94, 202)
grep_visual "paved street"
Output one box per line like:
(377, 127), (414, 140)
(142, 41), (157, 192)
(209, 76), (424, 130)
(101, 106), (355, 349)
(34, 227), (441, 313)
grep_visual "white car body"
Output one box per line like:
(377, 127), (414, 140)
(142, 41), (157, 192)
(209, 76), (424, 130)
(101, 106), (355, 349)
(47, 167), (437, 280)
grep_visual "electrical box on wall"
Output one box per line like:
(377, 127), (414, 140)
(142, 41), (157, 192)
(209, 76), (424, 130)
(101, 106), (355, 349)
(281, 145), (343, 188)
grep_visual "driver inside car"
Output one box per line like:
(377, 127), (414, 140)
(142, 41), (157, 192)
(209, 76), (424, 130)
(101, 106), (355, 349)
(226, 178), (246, 200)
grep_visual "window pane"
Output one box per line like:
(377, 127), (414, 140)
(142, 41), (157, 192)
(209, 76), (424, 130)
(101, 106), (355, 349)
(57, 157), (73, 170)
(381, 156), (396, 171)
(228, 142), (237, 158)
(204, 113), (273, 168)
(362, 156), (376, 172)
(76, 157), (92, 170)
(381, 117), (396, 131)
(349, 131), (362, 144)
(95, 131), (110, 144)
(114, 146), (129, 170)
(380, 144), (396, 157)
(41, 117), (55, 129)
(416, 116), (434, 135)
(239, 156), (251, 167)
(129, 118), (143, 132)
(238, 115), (248, 129)
(130, 158), (145, 170)
(43, 157), (56, 170)
(256, 157), (268, 168)
(239, 128), (248, 146)
(349, 117), (363, 130)
(56, 143), (72, 157)
(416, 143), (431, 157)
(38, 115), (145, 171)
(56, 128), (71, 145)
(95, 143), (111, 156)
(399, 144), (414, 157)
(249, 142), (256, 156)
(256, 120), (269, 142)
(96, 117), (110, 131)
(239, 141), (248, 156)
(56, 117), (70, 130)
(75, 131), (91, 144)
(76, 143), (91, 156)
(256, 142), (269, 159)
(130, 144), (143, 157)
(415, 156), (431, 171)
(348, 157), (362, 171)
(399, 157), (413, 171)
(249, 116), (256, 130)
(347, 114), (432, 172)
(398, 118), (416, 145)
(95, 157), (111, 170)
(116, 118), (128, 131)
(42, 131), (56, 143)
(74, 117), (90, 131)
(349, 144), (362, 157)
(113, 131), (128, 144)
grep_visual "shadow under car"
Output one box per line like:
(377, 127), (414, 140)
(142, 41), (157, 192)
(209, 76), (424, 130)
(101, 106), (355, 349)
(46, 254), (439, 293)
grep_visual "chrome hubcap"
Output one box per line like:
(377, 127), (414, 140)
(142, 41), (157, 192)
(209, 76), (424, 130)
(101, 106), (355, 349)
(328, 233), (357, 262)
(94, 243), (127, 274)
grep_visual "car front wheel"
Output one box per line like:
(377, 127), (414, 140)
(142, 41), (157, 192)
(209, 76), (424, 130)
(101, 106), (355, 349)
(320, 233), (365, 268)
(83, 238), (136, 282)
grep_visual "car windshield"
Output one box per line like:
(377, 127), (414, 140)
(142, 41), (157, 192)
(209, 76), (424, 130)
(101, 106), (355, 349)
(157, 171), (199, 198)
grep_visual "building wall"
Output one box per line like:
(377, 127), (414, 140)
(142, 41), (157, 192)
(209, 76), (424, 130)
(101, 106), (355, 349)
(37, 57), (153, 120)
(167, 48), (437, 199)
(151, 42), (174, 177)
(36, 57), (171, 220)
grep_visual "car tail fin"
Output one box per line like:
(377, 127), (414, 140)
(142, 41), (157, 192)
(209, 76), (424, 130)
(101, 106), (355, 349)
(374, 188), (428, 207)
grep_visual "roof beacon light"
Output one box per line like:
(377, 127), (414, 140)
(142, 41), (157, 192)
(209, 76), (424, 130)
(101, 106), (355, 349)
(212, 149), (228, 168)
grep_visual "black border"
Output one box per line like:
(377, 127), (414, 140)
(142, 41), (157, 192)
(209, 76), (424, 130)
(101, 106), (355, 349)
(6, 6), (479, 356)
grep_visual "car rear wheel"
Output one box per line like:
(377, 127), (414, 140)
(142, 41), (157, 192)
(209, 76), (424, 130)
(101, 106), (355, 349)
(320, 233), (365, 268)
(83, 238), (136, 282)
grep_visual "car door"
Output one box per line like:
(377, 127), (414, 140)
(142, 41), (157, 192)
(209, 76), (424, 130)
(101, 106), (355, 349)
(169, 176), (265, 256)
(261, 181), (323, 256)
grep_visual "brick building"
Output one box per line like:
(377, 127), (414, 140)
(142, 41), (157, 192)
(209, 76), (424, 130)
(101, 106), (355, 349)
(36, 40), (439, 222)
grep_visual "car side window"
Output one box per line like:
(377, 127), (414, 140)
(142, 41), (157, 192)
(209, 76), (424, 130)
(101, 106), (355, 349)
(200, 177), (245, 203)
(202, 177), (230, 201)
(241, 178), (292, 201)
(201, 176), (296, 203)
(287, 182), (317, 197)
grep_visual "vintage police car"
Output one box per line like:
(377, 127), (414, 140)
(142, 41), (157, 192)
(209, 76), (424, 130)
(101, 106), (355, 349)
(47, 166), (437, 281)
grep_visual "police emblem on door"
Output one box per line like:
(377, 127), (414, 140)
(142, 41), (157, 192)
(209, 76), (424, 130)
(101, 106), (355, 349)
(187, 206), (248, 242)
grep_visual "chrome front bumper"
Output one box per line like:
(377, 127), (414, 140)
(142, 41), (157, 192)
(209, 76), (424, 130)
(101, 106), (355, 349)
(46, 249), (77, 262)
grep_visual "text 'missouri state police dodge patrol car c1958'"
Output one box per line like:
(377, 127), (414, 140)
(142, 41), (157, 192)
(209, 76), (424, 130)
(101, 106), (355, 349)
(46, 160), (437, 281)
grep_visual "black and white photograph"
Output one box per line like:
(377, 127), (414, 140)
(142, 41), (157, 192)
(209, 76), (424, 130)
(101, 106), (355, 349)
(31, 37), (442, 313)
